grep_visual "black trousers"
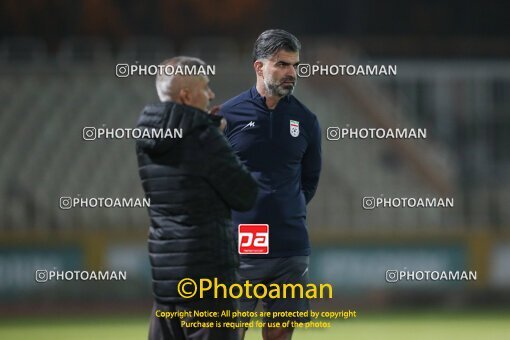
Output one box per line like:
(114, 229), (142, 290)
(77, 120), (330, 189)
(149, 298), (241, 340)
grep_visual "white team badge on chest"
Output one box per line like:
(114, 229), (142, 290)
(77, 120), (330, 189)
(290, 120), (300, 137)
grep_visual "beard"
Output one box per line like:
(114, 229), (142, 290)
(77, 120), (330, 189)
(264, 76), (296, 97)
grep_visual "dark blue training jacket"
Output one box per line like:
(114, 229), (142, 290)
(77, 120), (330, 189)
(220, 86), (322, 258)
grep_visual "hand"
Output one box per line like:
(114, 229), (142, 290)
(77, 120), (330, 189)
(209, 105), (226, 132)
(219, 118), (227, 132)
(209, 105), (220, 116)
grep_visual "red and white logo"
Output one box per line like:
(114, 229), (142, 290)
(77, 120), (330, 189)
(238, 224), (269, 254)
(290, 120), (300, 137)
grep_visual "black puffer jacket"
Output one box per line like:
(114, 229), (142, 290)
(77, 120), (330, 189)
(135, 102), (258, 304)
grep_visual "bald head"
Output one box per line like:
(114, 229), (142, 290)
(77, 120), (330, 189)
(156, 56), (215, 111)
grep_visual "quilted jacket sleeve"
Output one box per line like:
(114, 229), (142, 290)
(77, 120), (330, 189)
(201, 127), (258, 212)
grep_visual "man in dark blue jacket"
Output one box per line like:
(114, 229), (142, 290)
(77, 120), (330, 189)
(220, 30), (322, 340)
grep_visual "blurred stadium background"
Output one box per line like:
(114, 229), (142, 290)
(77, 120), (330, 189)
(1, 0), (509, 339)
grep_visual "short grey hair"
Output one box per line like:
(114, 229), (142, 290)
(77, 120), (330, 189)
(155, 56), (206, 102)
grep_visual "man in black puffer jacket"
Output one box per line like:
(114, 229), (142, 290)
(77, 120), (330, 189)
(136, 56), (258, 340)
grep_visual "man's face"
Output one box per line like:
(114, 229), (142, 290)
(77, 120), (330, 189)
(183, 76), (215, 111)
(261, 50), (300, 97)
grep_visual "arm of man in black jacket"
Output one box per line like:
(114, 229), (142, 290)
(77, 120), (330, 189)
(201, 126), (258, 212)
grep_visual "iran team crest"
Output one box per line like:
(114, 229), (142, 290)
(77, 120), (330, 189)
(290, 120), (300, 137)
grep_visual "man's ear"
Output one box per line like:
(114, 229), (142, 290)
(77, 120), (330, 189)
(254, 60), (264, 77)
(178, 88), (192, 106)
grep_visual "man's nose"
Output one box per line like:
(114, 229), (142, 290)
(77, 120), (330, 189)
(287, 66), (297, 80)
(209, 89), (215, 100)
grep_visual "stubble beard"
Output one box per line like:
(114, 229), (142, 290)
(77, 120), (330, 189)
(264, 78), (296, 97)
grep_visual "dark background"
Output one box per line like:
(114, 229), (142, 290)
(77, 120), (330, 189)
(1, 0), (510, 56)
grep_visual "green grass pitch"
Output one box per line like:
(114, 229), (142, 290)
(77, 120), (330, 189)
(0, 310), (509, 340)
